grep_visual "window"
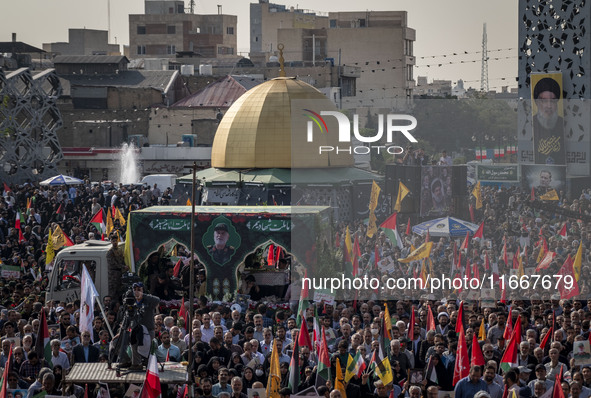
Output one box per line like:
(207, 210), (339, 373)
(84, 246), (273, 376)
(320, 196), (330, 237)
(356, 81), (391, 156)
(55, 259), (97, 291)
(137, 26), (146, 35)
(218, 47), (234, 55)
(330, 19), (337, 28)
(404, 39), (413, 56)
(167, 45), (176, 54)
(167, 25), (176, 34)
(359, 19), (366, 27)
(226, 26), (234, 35)
(407, 65), (413, 81)
(177, 4), (184, 13)
(137, 45), (146, 55)
(341, 76), (356, 97)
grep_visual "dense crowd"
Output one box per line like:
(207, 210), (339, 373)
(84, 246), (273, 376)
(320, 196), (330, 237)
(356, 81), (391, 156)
(1, 179), (591, 398)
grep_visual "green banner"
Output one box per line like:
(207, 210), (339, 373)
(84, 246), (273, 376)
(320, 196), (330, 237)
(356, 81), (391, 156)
(476, 165), (519, 181)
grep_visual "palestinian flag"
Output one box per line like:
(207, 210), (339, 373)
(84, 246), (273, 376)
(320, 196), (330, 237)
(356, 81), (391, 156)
(298, 315), (313, 351)
(558, 224), (567, 240)
(425, 355), (438, 384)
(380, 213), (403, 249)
(500, 315), (522, 373)
(90, 209), (106, 235)
(288, 337), (300, 393)
(35, 308), (52, 365)
(317, 327), (331, 383)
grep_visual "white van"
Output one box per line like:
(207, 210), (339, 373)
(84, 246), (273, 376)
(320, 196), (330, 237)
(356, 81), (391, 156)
(47, 240), (119, 303)
(140, 174), (177, 192)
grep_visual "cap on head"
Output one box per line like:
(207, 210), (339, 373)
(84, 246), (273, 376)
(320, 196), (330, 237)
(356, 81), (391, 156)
(214, 223), (229, 232)
(132, 282), (144, 289)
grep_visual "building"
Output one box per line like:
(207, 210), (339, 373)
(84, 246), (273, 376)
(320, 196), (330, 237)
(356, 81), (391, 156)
(251, 3), (415, 110)
(129, 0), (237, 59)
(43, 29), (120, 56)
(415, 76), (453, 97)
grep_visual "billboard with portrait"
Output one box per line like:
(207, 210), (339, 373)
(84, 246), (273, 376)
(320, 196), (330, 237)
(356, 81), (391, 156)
(530, 72), (566, 165)
(521, 164), (566, 193)
(420, 166), (452, 217)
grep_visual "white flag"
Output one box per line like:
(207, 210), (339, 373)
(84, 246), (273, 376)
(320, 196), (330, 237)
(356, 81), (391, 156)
(80, 264), (99, 342)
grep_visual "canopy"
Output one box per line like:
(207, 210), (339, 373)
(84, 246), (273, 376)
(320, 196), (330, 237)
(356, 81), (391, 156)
(412, 217), (479, 237)
(39, 175), (84, 186)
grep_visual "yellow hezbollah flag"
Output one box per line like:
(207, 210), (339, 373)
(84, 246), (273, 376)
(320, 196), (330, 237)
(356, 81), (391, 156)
(539, 189), (559, 201)
(46, 227), (55, 266)
(115, 208), (126, 226)
(394, 181), (410, 212)
(472, 181), (483, 209)
(123, 213), (135, 272)
(106, 208), (114, 236)
(52, 224), (68, 251)
(536, 241), (546, 263)
(383, 303), (392, 339)
(375, 357), (393, 386)
(267, 340), (281, 398)
(335, 357), (348, 398)
(367, 212), (378, 238)
(186, 198), (192, 206)
(399, 242), (433, 263)
(345, 226), (353, 259)
(478, 318), (486, 341)
(574, 240), (583, 281)
(369, 181), (381, 211)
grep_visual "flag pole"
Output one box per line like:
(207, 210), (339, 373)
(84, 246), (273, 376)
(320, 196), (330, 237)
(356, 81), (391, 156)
(188, 161), (197, 398)
(94, 296), (115, 340)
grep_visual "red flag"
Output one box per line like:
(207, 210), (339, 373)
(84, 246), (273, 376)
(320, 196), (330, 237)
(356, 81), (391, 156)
(557, 255), (579, 299)
(484, 253), (490, 271)
(353, 234), (362, 258)
(472, 262), (480, 281)
(425, 229), (430, 243)
(56, 204), (64, 215)
(179, 296), (187, 328)
(173, 259), (182, 278)
(406, 218), (411, 235)
(473, 222), (484, 240)
(470, 332), (485, 366)
(65, 234), (74, 246)
(453, 324), (469, 386)
(452, 241), (458, 264)
(0, 345), (13, 397)
(469, 203), (475, 222)
(408, 308), (415, 340)
(500, 315), (522, 372)
(166, 349), (170, 362)
(551, 364), (565, 398)
(465, 259), (471, 283)
(460, 231), (470, 251)
(512, 251), (519, 269)
(2, 182), (10, 192)
(140, 354), (162, 398)
(540, 326), (553, 350)
(456, 301), (464, 334)
(558, 224), (567, 239)
(374, 245), (380, 268)
(85, 384), (88, 398)
(531, 186), (535, 201)
(500, 283), (507, 304)
(267, 244), (276, 266)
(298, 316), (313, 351)
(426, 305), (436, 331)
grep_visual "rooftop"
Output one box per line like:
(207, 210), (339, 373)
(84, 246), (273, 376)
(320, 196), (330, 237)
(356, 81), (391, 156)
(172, 75), (263, 108)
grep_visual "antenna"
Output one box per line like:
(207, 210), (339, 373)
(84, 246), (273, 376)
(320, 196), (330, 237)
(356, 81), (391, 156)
(107, 0), (111, 42)
(190, 0), (195, 14)
(480, 23), (489, 92)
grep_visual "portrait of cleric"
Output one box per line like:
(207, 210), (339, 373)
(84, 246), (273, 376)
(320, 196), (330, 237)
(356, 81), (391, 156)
(206, 222), (237, 265)
(532, 75), (566, 165)
(420, 166), (452, 216)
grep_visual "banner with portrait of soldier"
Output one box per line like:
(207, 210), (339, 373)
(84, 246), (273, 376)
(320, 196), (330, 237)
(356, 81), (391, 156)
(530, 72), (566, 165)
(420, 166), (452, 217)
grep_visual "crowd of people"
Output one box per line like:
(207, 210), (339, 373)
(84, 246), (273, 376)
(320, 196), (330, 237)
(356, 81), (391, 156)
(1, 178), (591, 398)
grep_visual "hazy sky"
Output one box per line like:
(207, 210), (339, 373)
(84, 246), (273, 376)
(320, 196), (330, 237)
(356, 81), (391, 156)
(1, 0), (518, 90)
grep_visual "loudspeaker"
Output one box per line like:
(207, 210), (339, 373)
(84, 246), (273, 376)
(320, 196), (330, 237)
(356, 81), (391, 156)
(385, 165), (421, 213)
(452, 165), (468, 195)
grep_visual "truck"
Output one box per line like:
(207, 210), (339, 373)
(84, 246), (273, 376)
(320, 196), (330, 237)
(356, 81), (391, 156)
(46, 240), (117, 303)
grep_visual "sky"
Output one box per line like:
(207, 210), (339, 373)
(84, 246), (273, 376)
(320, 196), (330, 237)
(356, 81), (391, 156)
(1, 0), (518, 90)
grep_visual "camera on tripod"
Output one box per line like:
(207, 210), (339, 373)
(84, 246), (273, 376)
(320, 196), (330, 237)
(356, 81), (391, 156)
(122, 272), (141, 289)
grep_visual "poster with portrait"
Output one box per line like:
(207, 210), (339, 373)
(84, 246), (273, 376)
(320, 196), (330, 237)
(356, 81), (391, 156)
(574, 340), (591, 366)
(420, 166), (452, 217)
(520, 164), (566, 194)
(531, 72), (566, 165)
(201, 216), (242, 266)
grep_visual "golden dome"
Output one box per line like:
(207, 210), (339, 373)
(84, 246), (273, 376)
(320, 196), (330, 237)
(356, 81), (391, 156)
(211, 77), (354, 168)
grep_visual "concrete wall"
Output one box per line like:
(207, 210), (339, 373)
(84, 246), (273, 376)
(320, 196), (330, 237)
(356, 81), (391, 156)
(107, 87), (163, 110)
(43, 29), (120, 56)
(147, 107), (220, 145)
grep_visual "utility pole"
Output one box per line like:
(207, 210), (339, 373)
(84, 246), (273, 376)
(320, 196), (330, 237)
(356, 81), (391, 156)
(480, 23), (489, 92)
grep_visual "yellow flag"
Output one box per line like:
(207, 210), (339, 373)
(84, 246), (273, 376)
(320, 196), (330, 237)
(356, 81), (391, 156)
(399, 242), (433, 263)
(345, 226), (353, 259)
(539, 189), (559, 201)
(115, 208), (126, 226)
(518, 253), (524, 278)
(186, 198), (192, 206)
(52, 224), (67, 251)
(478, 318), (486, 341)
(472, 181), (483, 209)
(123, 213), (135, 272)
(369, 181), (381, 211)
(536, 241), (546, 263)
(344, 353), (356, 383)
(106, 208), (114, 236)
(375, 357), (393, 386)
(335, 358), (348, 398)
(267, 340), (281, 398)
(367, 212), (378, 238)
(46, 227), (55, 266)
(420, 260), (428, 287)
(384, 303), (392, 338)
(574, 241), (583, 281)
(394, 181), (410, 212)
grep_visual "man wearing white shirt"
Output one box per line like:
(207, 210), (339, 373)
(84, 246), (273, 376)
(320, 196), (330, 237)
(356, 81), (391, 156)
(201, 314), (214, 343)
(50, 339), (70, 371)
(259, 328), (273, 358)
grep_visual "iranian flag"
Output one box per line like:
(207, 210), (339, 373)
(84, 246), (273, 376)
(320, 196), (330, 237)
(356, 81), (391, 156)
(500, 315), (522, 373)
(140, 354), (162, 398)
(380, 213), (403, 249)
(15, 211), (24, 230)
(288, 338), (300, 394)
(90, 209), (106, 235)
(35, 308), (52, 365)
(345, 351), (366, 382)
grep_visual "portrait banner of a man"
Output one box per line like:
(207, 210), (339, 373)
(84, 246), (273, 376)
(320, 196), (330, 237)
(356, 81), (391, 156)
(530, 72), (566, 165)
(202, 216), (241, 266)
(520, 164), (566, 194)
(420, 166), (452, 217)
